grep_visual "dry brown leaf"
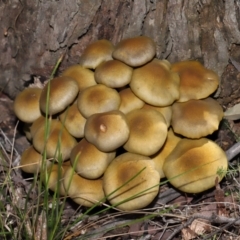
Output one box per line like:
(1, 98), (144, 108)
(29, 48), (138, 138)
(182, 219), (211, 240)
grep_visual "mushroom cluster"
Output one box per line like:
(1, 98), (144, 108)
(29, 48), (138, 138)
(15, 36), (228, 211)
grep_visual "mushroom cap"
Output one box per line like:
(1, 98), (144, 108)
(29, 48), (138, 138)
(40, 76), (79, 115)
(163, 138), (228, 193)
(59, 103), (86, 138)
(14, 87), (42, 123)
(30, 115), (47, 138)
(171, 61), (219, 102)
(171, 97), (223, 138)
(103, 152), (160, 211)
(123, 108), (168, 156)
(112, 36), (156, 67)
(70, 138), (116, 179)
(33, 120), (77, 160)
(20, 146), (51, 174)
(42, 162), (70, 196)
(79, 39), (114, 69)
(63, 166), (105, 207)
(142, 104), (172, 128)
(151, 128), (182, 178)
(119, 88), (145, 115)
(61, 64), (97, 91)
(84, 110), (130, 152)
(94, 60), (133, 88)
(77, 84), (121, 118)
(130, 59), (180, 106)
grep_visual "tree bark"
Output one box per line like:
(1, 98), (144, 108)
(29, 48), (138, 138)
(1, 0), (240, 101)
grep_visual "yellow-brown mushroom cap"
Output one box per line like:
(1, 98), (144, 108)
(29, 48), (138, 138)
(19, 146), (51, 174)
(103, 152), (160, 211)
(171, 97), (223, 138)
(119, 88), (145, 115)
(40, 76), (79, 115)
(123, 108), (168, 156)
(130, 59), (180, 107)
(14, 87), (42, 123)
(112, 36), (156, 67)
(63, 166), (105, 207)
(171, 61), (219, 102)
(61, 64), (97, 91)
(94, 60), (133, 88)
(59, 103), (86, 138)
(77, 84), (121, 118)
(151, 128), (181, 178)
(142, 104), (172, 128)
(70, 138), (116, 179)
(33, 120), (77, 160)
(79, 39), (114, 69)
(163, 138), (228, 193)
(84, 110), (130, 152)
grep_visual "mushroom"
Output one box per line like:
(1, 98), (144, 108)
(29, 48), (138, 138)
(41, 161), (71, 196)
(118, 88), (145, 115)
(123, 108), (168, 156)
(112, 36), (156, 67)
(79, 39), (114, 69)
(142, 104), (172, 128)
(32, 119), (77, 161)
(94, 60), (133, 88)
(130, 59), (180, 107)
(171, 60), (219, 102)
(77, 84), (121, 118)
(59, 103), (86, 138)
(19, 146), (51, 174)
(70, 138), (116, 179)
(163, 138), (228, 193)
(151, 128), (182, 178)
(171, 97), (223, 138)
(84, 110), (130, 152)
(103, 152), (160, 211)
(40, 76), (79, 115)
(63, 166), (105, 207)
(14, 87), (42, 123)
(61, 64), (97, 91)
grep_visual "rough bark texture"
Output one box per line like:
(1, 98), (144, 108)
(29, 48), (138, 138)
(1, 0), (240, 102)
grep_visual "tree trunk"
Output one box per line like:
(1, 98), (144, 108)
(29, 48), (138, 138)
(1, 0), (240, 105)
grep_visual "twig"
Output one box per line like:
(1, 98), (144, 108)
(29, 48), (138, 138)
(166, 213), (240, 240)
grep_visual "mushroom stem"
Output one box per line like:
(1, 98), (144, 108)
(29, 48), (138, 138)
(158, 141), (240, 204)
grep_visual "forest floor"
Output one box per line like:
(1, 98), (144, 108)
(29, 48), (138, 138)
(1, 62), (240, 240)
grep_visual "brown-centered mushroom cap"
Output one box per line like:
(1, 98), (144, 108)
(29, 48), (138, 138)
(63, 166), (105, 207)
(77, 84), (121, 118)
(14, 87), (42, 123)
(94, 60), (133, 88)
(112, 36), (156, 67)
(123, 108), (168, 156)
(61, 64), (97, 91)
(20, 146), (51, 174)
(59, 103), (86, 138)
(84, 110), (130, 152)
(119, 88), (145, 115)
(40, 76), (79, 115)
(130, 59), (180, 107)
(79, 39), (114, 69)
(171, 97), (223, 138)
(70, 138), (116, 179)
(163, 138), (228, 193)
(151, 128), (181, 178)
(142, 104), (172, 128)
(103, 152), (160, 211)
(33, 119), (77, 161)
(171, 61), (219, 102)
